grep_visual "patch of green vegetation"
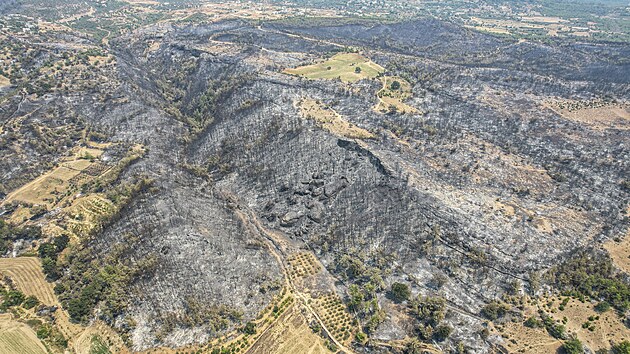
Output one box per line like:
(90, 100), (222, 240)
(38, 234), (69, 281)
(22, 295), (40, 309)
(409, 296), (448, 341)
(336, 253), (387, 335)
(0, 289), (25, 309)
(612, 340), (630, 354)
(546, 252), (630, 313)
(561, 337), (583, 354)
(0, 220), (42, 255)
(389, 282), (411, 303)
(89, 335), (112, 354)
(481, 301), (509, 320)
(32, 321), (67, 349)
(56, 229), (158, 324)
(524, 316), (542, 328)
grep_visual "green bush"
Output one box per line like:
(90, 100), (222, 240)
(433, 324), (452, 341)
(612, 340), (630, 354)
(481, 301), (509, 320)
(389, 283), (411, 303)
(524, 316), (542, 328)
(594, 301), (611, 313)
(561, 338), (583, 354)
(22, 295), (40, 309)
(2, 290), (25, 308)
(241, 321), (256, 335)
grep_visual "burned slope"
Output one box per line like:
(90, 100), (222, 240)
(4, 16), (627, 352)
(184, 21), (629, 351)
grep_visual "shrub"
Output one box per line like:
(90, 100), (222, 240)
(524, 316), (542, 328)
(612, 340), (630, 354)
(2, 290), (25, 308)
(22, 295), (40, 309)
(389, 283), (411, 303)
(594, 301), (611, 313)
(354, 67), (362, 73)
(481, 301), (509, 320)
(390, 80), (401, 90)
(562, 338), (583, 354)
(433, 324), (452, 341)
(241, 322), (256, 335)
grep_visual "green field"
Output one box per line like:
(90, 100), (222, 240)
(284, 53), (384, 83)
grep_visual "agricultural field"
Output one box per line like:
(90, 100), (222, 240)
(375, 76), (417, 114)
(0, 257), (57, 306)
(0, 257), (83, 339)
(0, 314), (47, 354)
(312, 292), (356, 346)
(247, 303), (331, 354)
(287, 252), (322, 280)
(298, 98), (374, 139)
(284, 53), (384, 83)
(3, 144), (109, 210)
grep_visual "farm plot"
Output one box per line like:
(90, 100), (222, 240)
(0, 257), (83, 340)
(3, 146), (110, 209)
(0, 314), (47, 354)
(312, 292), (356, 346)
(247, 303), (331, 354)
(0, 257), (56, 305)
(287, 252), (322, 280)
(284, 53), (384, 83)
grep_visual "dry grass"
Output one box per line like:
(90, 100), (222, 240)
(604, 228), (630, 274)
(500, 320), (562, 353)
(545, 99), (630, 130)
(375, 76), (416, 114)
(553, 298), (630, 351)
(73, 322), (129, 354)
(0, 75), (9, 88)
(499, 296), (630, 353)
(284, 53), (384, 83)
(248, 303), (331, 354)
(0, 314), (47, 354)
(298, 99), (374, 139)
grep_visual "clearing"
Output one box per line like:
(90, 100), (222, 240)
(498, 296), (630, 353)
(545, 99), (630, 131)
(298, 98), (374, 139)
(284, 53), (384, 83)
(604, 228), (630, 274)
(375, 76), (417, 114)
(0, 75), (9, 88)
(3, 145), (109, 209)
(247, 303), (331, 354)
